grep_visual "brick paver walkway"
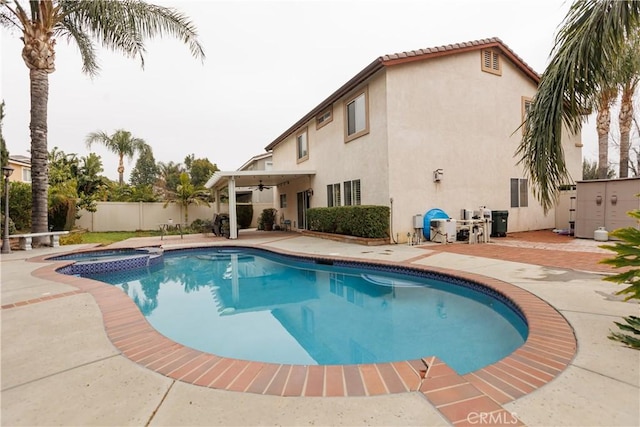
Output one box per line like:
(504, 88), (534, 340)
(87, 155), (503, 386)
(425, 230), (621, 274)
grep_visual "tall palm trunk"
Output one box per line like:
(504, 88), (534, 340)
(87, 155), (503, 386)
(618, 83), (635, 178)
(30, 69), (50, 234)
(596, 107), (611, 179)
(22, 13), (56, 235)
(596, 90), (616, 179)
(118, 154), (125, 185)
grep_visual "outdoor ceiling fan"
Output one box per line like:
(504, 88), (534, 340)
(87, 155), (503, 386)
(252, 180), (272, 191)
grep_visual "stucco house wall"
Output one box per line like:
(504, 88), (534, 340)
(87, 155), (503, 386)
(383, 49), (582, 237)
(267, 38), (582, 242)
(272, 73), (391, 226)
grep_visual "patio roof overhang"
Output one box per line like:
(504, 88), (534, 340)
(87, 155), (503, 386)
(205, 170), (315, 239)
(205, 170), (316, 191)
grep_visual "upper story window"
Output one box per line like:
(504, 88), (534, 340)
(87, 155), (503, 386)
(296, 128), (308, 162)
(481, 49), (502, 76)
(522, 97), (532, 120)
(265, 161), (273, 171)
(316, 106), (333, 130)
(344, 179), (361, 206)
(344, 87), (369, 142)
(22, 168), (32, 182)
(521, 96), (533, 134)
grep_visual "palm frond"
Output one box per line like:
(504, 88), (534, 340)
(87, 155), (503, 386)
(58, 0), (204, 74)
(608, 315), (640, 349)
(517, 0), (640, 212)
(55, 16), (99, 75)
(0, 1), (24, 30)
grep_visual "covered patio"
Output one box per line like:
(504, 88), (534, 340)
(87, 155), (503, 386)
(204, 170), (315, 238)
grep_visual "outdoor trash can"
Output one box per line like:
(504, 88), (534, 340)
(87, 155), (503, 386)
(491, 210), (508, 237)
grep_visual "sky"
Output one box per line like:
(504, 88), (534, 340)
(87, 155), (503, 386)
(1, 0), (599, 182)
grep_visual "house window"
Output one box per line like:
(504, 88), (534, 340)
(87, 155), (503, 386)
(265, 161), (273, 171)
(344, 179), (361, 206)
(521, 97), (533, 134)
(316, 106), (333, 129)
(510, 178), (528, 207)
(296, 128), (308, 162)
(279, 194), (287, 208)
(344, 88), (369, 142)
(327, 183), (341, 207)
(22, 168), (31, 182)
(522, 96), (532, 122)
(481, 49), (501, 76)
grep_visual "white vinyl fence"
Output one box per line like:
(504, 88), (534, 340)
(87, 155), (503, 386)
(75, 202), (273, 232)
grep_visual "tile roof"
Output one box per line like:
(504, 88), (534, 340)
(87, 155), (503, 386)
(379, 37), (539, 80)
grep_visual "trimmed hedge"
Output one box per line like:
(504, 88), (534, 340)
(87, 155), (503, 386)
(307, 205), (389, 238)
(237, 205), (253, 229)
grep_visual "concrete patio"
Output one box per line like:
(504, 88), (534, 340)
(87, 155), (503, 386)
(1, 230), (638, 426)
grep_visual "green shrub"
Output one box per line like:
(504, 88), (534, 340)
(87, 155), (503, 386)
(60, 232), (84, 245)
(258, 208), (278, 231)
(0, 213), (17, 236)
(189, 218), (213, 233)
(307, 205), (389, 238)
(237, 205), (253, 229)
(48, 199), (76, 231)
(600, 207), (640, 349)
(7, 181), (32, 231)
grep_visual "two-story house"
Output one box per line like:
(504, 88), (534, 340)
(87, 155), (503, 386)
(207, 38), (582, 241)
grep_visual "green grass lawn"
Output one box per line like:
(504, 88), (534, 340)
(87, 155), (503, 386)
(61, 230), (163, 246)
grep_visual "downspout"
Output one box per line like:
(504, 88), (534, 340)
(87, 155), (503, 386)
(390, 197), (397, 244)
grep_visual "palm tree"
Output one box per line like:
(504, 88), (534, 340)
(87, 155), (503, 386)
(517, 0), (640, 212)
(86, 129), (147, 185)
(1, 1), (204, 235)
(163, 172), (210, 225)
(616, 34), (640, 178)
(157, 160), (184, 194)
(583, 158), (615, 180)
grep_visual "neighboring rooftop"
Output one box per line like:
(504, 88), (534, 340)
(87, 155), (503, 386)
(8, 154), (30, 165)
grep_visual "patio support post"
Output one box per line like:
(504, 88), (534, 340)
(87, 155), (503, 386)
(228, 177), (238, 239)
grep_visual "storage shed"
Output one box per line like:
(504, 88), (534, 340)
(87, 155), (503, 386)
(575, 177), (640, 239)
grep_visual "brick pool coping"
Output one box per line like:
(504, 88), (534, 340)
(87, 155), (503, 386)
(7, 244), (577, 426)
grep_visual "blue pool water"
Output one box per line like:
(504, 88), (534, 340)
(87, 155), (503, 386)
(80, 247), (528, 374)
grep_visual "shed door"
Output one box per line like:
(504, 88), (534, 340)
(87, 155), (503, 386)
(575, 182), (605, 238)
(605, 179), (640, 232)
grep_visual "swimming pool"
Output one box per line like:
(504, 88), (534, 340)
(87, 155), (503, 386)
(73, 246), (528, 374)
